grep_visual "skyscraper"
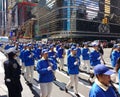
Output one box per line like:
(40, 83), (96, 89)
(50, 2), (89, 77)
(111, 0), (120, 16)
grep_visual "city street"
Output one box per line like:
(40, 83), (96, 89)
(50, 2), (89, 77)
(0, 48), (118, 97)
(0, 0), (120, 97)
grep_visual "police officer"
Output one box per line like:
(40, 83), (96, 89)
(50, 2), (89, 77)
(4, 49), (22, 97)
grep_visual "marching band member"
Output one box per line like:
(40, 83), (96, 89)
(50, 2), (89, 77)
(57, 44), (66, 71)
(81, 42), (90, 73)
(65, 46), (80, 97)
(24, 44), (35, 85)
(36, 49), (57, 97)
(89, 64), (117, 97)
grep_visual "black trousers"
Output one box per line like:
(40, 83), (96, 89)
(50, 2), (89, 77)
(5, 80), (22, 97)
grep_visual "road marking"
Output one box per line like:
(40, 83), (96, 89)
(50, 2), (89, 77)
(56, 78), (85, 97)
(56, 69), (91, 90)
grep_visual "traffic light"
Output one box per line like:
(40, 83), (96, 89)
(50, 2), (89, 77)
(102, 17), (108, 24)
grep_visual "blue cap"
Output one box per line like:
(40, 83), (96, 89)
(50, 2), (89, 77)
(5, 47), (17, 54)
(118, 46), (120, 48)
(49, 44), (54, 48)
(23, 44), (27, 47)
(94, 64), (114, 75)
(42, 49), (48, 54)
(113, 44), (119, 48)
(71, 46), (77, 51)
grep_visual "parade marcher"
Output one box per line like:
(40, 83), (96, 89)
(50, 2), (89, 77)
(110, 44), (120, 69)
(48, 44), (58, 64)
(35, 44), (42, 60)
(19, 44), (27, 74)
(67, 47), (71, 56)
(89, 64), (117, 97)
(90, 43), (101, 67)
(48, 44), (58, 80)
(57, 44), (66, 71)
(76, 44), (81, 58)
(81, 42), (90, 73)
(36, 49), (57, 97)
(4, 48), (23, 97)
(24, 44), (36, 85)
(65, 46), (80, 97)
(115, 57), (120, 94)
(88, 43), (101, 83)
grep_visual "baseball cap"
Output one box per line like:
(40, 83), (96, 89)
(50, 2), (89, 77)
(113, 44), (118, 48)
(94, 64), (114, 75)
(5, 47), (17, 54)
(42, 49), (48, 54)
(71, 46), (77, 51)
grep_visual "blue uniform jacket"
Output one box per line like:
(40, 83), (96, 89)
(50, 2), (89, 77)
(48, 50), (58, 63)
(76, 47), (81, 58)
(111, 50), (120, 67)
(35, 48), (42, 60)
(19, 49), (25, 63)
(81, 48), (90, 60)
(67, 54), (80, 74)
(57, 47), (65, 58)
(36, 58), (57, 83)
(89, 50), (101, 66)
(24, 49), (35, 66)
(89, 83), (117, 97)
(67, 49), (71, 56)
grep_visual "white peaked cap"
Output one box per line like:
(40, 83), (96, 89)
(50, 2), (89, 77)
(5, 47), (16, 54)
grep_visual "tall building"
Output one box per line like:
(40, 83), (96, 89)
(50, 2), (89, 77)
(0, 1), (2, 35)
(35, 0), (120, 40)
(0, 0), (8, 35)
(0, 0), (2, 26)
(111, 0), (120, 16)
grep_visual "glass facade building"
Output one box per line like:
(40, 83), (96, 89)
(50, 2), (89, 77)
(38, 0), (120, 40)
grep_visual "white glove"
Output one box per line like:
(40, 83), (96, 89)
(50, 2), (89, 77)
(31, 53), (34, 56)
(29, 55), (32, 58)
(97, 57), (101, 60)
(47, 66), (52, 71)
(74, 61), (78, 65)
(87, 52), (90, 54)
(49, 62), (53, 66)
(6, 79), (11, 82)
